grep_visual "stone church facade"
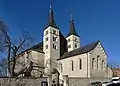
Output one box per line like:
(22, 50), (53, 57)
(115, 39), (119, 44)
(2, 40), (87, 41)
(14, 7), (113, 86)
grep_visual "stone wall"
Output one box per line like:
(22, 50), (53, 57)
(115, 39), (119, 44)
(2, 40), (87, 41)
(0, 77), (47, 86)
(69, 77), (111, 86)
(0, 77), (112, 86)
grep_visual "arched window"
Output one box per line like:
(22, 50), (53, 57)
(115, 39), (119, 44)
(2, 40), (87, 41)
(97, 55), (100, 69)
(101, 60), (104, 70)
(79, 59), (82, 70)
(92, 58), (95, 69)
(71, 61), (74, 71)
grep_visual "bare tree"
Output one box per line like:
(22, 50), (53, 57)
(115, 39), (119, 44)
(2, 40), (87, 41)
(0, 57), (7, 76)
(108, 61), (120, 77)
(108, 61), (120, 69)
(0, 20), (33, 77)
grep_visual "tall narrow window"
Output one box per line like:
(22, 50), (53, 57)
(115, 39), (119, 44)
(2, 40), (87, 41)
(46, 30), (48, 35)
(72, 61), (74, 71)
(68, 45), (71, 48)
(75, 43), (77, 48)
(92, 58), (95, 69)
(53, 36), (57, 42)
(97, 55), (99, 69)
(75, 38), (77, 41)
(79, 59), (82, 70)
(68, 39), (70, 42)
(53, 30), (56, 34)
(46, 37), (48, 41)
(102, 60), (104, 70)
(53, 44), (57, 49)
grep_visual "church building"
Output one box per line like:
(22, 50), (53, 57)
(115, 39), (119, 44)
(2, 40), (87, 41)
(14, 7), (113, 86)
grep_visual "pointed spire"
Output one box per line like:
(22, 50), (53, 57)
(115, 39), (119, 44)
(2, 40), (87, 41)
(67, 15), (79, 37)
(47, 4), (58, 29)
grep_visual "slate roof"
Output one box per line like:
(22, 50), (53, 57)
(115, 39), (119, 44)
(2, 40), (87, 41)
(17, 41), (44, 57)
(59, 31), (68, 57)
(29, 42), (43, 53)
(66, 16), (79, 37)
(44, 7), (59, 30)
(58, 41), (100, 60)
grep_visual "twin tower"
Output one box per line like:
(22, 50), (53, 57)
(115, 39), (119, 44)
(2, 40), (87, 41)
(43, 7), (80, 67)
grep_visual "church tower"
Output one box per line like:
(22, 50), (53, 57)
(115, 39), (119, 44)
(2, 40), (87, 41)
(66, 16), (80, 52)
(43, 7), (60, 73)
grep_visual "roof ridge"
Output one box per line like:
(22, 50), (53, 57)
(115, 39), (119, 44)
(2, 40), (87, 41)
(68, 40), (99, 53)
(58, 40), (99, 60)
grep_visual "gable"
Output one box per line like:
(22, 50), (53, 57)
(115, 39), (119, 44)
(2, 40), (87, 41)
(90, 41), (107, 58)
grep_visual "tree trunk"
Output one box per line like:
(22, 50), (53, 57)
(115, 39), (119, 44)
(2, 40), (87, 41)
(7, 44), (11, 75)
(11, 48), (17, 76)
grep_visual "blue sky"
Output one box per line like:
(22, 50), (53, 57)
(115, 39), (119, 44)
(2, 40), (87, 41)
(0, 0), (120, 64)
